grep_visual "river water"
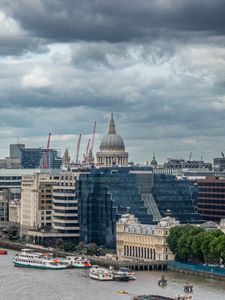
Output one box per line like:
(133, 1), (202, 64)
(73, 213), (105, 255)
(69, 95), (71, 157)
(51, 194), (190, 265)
(0, 250), (225, 300)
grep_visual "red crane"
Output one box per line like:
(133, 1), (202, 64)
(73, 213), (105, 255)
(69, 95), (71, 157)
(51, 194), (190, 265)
(43, 133), (51, 169)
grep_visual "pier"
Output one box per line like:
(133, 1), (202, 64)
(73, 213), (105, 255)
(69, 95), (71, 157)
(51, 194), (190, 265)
(89, 256), (167, 271)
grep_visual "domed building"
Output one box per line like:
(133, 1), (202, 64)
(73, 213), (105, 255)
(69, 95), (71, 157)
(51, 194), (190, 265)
(96, 113), (128, 166)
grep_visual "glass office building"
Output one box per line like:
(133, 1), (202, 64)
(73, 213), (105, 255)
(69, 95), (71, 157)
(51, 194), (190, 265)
(152, 174), (201, 224)
(76, 167), (153, 247)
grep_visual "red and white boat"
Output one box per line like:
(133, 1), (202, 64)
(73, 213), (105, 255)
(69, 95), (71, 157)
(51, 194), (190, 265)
(0, 249), (8, 255)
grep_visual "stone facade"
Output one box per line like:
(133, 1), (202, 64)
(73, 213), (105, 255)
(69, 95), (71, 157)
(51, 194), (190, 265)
(116, 214), (179, 261)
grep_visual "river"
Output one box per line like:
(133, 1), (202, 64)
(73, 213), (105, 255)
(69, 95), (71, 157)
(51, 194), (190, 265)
(0, 250), (225, 300)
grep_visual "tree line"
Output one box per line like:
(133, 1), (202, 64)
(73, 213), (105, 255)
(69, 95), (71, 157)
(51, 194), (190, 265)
(167, 225), (225, 265)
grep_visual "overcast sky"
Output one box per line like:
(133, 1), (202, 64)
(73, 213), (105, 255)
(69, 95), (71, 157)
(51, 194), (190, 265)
(1, 0), (225, 163)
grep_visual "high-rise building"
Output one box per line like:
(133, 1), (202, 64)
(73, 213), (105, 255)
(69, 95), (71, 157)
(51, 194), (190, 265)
(197, 176), (225, 222)
(96, 113), (128, 166)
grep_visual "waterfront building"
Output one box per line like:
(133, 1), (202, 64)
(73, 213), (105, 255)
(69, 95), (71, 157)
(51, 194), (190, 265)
(9, 199), (21, 224)
(21, 170), (82, 245)
(52, 171), (79, 241)
(152, 174), (201, 224)
(0, 190), (10, 224)
(197, 176), (225, 222)
(20, 173), (52, 236)
(96, 113), (128, 166)
(163, 158), (212, 170)
(116, 214), (178, 261)
(77, 167), (158, 247)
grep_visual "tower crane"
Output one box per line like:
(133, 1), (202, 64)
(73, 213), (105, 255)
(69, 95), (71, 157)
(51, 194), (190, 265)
(85, 138), (91, 160)
(43, 133), (51, 169)
(76, 134), (81, 164)
(90, 121), (96, 152)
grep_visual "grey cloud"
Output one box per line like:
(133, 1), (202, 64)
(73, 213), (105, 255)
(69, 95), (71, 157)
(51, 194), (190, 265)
(4, 0), (225, 43)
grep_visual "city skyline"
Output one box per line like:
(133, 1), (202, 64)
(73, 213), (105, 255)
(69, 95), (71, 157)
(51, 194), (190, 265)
(1, 1), (225, 162)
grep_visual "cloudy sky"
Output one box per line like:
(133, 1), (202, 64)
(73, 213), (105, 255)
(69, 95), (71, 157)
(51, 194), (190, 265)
(1, 0), (225, 163)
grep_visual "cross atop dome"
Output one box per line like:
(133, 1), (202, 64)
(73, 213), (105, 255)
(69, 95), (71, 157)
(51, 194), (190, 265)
(108, 112), (116, 134)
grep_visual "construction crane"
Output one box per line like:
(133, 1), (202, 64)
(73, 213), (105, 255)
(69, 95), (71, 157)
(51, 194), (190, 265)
(85, 138), (91, 159)
(90, 121), (96, 152)
(188, 152), (192, 161)
(76, 134), (81, 164)
(43, 133), (51, 169)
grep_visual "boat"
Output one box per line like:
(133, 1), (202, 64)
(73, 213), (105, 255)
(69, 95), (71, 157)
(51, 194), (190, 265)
(0, 249), (7, 255)
(13, 249), (68, 270)
(89, 265), (113, 281)
(119, 267), (136, 280)
(118, 290), (128, 294)
(73, 257), (91, 268)
(134, 295), (193, 300)
(113, 270), (130, 281)
(61, 256), (91, 268)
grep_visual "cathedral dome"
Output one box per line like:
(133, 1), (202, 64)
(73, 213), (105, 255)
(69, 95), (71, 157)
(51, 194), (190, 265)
(100, 113), (125, 151)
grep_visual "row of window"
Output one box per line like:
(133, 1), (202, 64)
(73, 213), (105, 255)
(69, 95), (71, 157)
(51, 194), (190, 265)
(124, 245), (156, 259)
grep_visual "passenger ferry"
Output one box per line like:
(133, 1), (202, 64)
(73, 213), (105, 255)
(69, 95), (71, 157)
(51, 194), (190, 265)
(62, 256), (91, 268)
(13, 249), (68, 270)
(89, 265), (113, 281)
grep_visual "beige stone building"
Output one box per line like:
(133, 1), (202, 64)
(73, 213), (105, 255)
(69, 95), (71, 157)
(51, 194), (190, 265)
(20, 172), (52, 235)
(9, 200), (21, 224)
(116, 214), (179, 261)
(96, 113), (128, 166)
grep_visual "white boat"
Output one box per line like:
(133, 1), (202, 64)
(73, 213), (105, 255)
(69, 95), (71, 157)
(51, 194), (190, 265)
(13, 249), (68, 270)
(61, 256), (91, 268)
(89, 265), (113, 281)
(119, 267), (136, 280)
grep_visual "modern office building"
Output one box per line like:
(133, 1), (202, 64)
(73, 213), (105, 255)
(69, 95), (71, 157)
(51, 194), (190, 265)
(10, 143), (25, 159)
(151, 174), (202, 224)
(197, 177), (225, 222)
(96, 113), (128, 166)
(52, 171), (80, 241)
(116, 214), (178, 261)
(77, 167), (155, 247)
(20, 148), (62, 169)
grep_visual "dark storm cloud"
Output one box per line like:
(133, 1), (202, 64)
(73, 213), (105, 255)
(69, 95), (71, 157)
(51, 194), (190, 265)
(4, 0), (225, 43)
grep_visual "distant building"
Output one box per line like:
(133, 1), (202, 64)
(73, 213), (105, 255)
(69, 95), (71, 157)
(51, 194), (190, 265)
(10, 143), (25, 159)
(96, 113), (128, 166)
(116, 214), (179, 261)
(163, 158), (212, 170)
(20, 148), (62, 169)
(197, 177), (225, 222)
(214, 157), (225, 172)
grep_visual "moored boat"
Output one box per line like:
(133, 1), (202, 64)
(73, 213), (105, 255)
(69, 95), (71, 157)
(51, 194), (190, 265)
(113, 271), (130, 281)
(89, 265), (113, 281)
(134, 295), (193, 300)
(119, 267), (136, 280)
(13, 249), (68, 270)
(61, 256), (91, 268)
(0, 249), (7, 255)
